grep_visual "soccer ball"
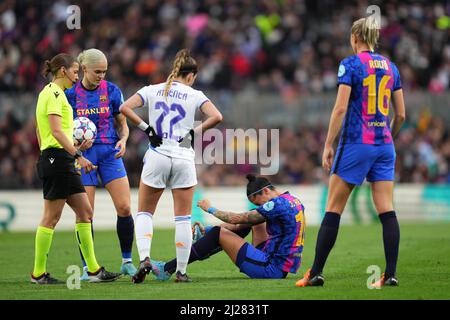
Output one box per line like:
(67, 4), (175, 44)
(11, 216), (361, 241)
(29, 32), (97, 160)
(73, 117), (97, 143)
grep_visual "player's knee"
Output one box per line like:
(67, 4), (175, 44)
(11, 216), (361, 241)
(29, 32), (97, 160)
(325, 204), (344, 214)
(375, 205), (394, 215)
(218, 226), (229, 236)
(325, 195), (347, 213)
(219, 226), (236, 243)
(77, 207), (93, 223)
(48, 218), (60, 228)
(77, 215), (92, 223)
(85, 206), (94, 218)
(372, 198), (393, 214)
(42, 214), (61, 228)
(116, 203), (131, 216)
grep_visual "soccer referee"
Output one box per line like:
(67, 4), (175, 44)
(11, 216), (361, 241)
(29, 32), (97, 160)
(32, 53), (120, 284)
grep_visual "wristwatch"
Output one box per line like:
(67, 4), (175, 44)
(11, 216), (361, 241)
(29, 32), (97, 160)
(74, 149), (82, 159)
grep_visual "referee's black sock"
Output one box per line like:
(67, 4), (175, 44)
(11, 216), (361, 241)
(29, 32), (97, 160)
(164, 226), (221, 274)
(379, 211), (400, 278)
(310, 212), (341, 277)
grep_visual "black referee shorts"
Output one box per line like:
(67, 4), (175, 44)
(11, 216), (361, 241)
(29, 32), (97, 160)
(36, 148), (85, 200)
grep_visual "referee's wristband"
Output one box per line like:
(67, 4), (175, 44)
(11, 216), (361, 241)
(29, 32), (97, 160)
(74, 149), (82, 159)
(207, 207), (218, 214)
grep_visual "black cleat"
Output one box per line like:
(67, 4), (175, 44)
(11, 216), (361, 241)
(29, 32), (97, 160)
(31, 272), (64, 285)
(87, 267), (121, 283)
(295, 268), (325, 287)
(370, 273), (399, 288)
(308, 274), (325, 286)
(132, 257), (152, 284)
(384, 275), (399, 286)
(175, 271), (192, 283)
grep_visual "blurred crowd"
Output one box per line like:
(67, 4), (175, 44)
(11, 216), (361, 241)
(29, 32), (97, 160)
(0, 0), (449, 188)
(1, 107), (449, 189)
(1, 0), (449, 96)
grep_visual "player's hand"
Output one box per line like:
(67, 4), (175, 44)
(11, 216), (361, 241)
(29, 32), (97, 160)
(114, 139), (127, 159)
(178, 129), (194, 149)
(77, 156), (97, 174)
(322, 144), (334, 173)
(191, 221), (206, 241)
(145, 126), (163, 148)
(197, 199), (212, 212)
(77, 139), (93, 151)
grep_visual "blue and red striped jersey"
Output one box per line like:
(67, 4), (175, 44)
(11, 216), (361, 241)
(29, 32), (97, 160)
(337, 51), (402, 145)
(256, 192), (305, 274)
(65, 80), (124, 145)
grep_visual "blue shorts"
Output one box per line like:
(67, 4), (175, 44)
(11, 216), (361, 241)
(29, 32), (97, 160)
(331, 143), (396, 186)
(235, 242), (287, 279)
(79, 144), (127, 186)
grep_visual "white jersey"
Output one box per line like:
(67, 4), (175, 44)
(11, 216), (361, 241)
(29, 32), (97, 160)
(137, 81), (209, 160)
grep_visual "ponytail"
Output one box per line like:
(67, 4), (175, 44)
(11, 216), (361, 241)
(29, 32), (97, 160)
(246, 174), (274, 197)
(351, 15), (380, 51)
(163, 49), (198, 99)
(41, 60), (52, 78)
(41, 53), (77, 79)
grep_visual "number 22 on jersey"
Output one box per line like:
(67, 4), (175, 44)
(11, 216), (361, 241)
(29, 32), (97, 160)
(154, 101), (186, 140)
(363, 74), (391, 116)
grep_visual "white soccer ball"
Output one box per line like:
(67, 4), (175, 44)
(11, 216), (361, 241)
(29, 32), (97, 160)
(73, 117), (97, 144)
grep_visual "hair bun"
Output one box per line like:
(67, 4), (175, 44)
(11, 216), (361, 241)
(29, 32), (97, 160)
(246, 174), (256, 182)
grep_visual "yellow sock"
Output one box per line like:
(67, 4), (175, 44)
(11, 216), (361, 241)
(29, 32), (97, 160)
(76, 223), (100, 273)
(32, 226), (54, 277)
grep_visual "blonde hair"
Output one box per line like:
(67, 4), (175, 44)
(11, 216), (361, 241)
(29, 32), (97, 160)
(351, 16), (380, 51)
(163, 49), (197, 98)
(77, 48), (107, 67)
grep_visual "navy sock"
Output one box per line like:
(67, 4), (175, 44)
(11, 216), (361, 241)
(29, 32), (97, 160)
(164, 226), (221, 274)
(311, 212), (341, 277)
(117, 215), (134, 260)
(234, 226), (252, 239)
(187, 226), (251, 262)
(78, 222), (94, 268)
(379, 211), (400, 278)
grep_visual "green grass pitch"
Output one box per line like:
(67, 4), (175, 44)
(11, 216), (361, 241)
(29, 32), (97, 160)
(0, 223), (449, 300)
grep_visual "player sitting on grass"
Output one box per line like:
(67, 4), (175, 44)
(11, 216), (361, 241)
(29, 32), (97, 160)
(150, 174), (306, 281)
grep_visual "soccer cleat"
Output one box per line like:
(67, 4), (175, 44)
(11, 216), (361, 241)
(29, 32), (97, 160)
(120, 262), (137, 276)
(175, 271), (192, 283)
(150, 260), (172, 281)
(384, 276), (399, 286)
(31, 272), (64, 285)
(132, 257), (152, 284)
(370, 273), (399, 288)
(87, 267), (121, 283)
(80, 267), (89, 281)
(295, 268), (325, 287)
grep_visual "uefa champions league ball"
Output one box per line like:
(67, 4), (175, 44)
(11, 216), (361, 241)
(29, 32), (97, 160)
(73, 117), (97, 144)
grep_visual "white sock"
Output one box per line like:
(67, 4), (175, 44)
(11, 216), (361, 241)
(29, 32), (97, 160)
(135, 212), (153, 262)
(175, 215), (192, 274)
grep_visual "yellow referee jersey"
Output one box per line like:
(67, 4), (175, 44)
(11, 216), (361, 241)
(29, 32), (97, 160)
(36, 83), (73, 151)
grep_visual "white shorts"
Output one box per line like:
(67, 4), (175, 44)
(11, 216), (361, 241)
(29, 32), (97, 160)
(141, 148), (197, 189)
